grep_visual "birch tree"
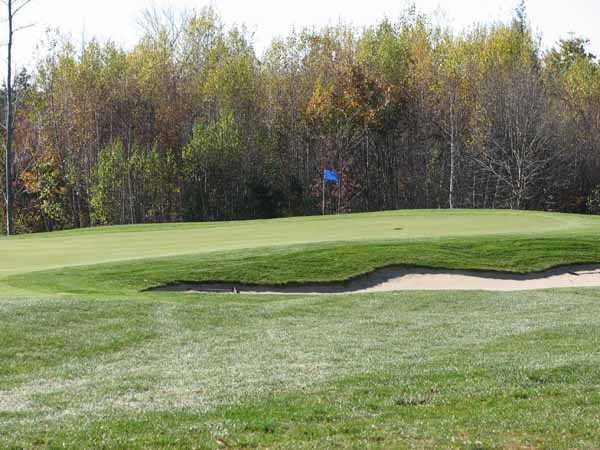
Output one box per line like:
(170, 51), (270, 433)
(2, 0), (32, 235)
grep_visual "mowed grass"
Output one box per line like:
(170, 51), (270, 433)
(1, 209), (597, 277)
(2, 291), (600, 448)
(7, 235), (600, 296)
(2, 210), (600, 448)
(4, 209), (600, 296)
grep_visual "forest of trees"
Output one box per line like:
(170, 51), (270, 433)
(2, 3), (600, 233)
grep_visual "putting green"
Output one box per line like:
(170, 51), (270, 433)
(0, 210), (600, 276)
(0, 209), (598, 277)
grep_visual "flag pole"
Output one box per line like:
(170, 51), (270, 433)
(338, 171), (342, 215)
(322, 172), (325, 215)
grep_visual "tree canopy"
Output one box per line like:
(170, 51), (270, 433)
(2, 5), (600, 233)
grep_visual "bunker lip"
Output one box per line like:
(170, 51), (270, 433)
(147, 264), (600, 294)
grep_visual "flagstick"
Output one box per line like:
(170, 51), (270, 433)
(338, 172), (342, 215)
(322, 174), (325, 216)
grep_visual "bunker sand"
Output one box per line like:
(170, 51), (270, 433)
(152, 264), (600, 294)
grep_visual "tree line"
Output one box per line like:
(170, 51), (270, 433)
(2, 3), (600, 234)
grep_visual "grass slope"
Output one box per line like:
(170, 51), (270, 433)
(1, 209), (598, 277)
(3, 209), (600, 296)
(6, 235), (600, 296)
(2, 210), (600, 448)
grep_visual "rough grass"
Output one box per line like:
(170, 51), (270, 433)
(1, 290), (600, 448)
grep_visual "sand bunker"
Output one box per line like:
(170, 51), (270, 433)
(150, 264), (600, 294)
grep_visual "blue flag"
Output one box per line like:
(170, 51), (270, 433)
(324, 169), (339, 184)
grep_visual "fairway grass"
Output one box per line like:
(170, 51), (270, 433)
(2, 210), (600, 448)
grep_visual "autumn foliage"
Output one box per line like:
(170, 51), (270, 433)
(2, 6), (600, 233)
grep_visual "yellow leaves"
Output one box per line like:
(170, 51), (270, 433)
(476, 24), (538, 77)
(306, 61), (387, 131)
(563, 58), (600, 100)
(20, 170), (38, 194)
(306, 78), (334, 124)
